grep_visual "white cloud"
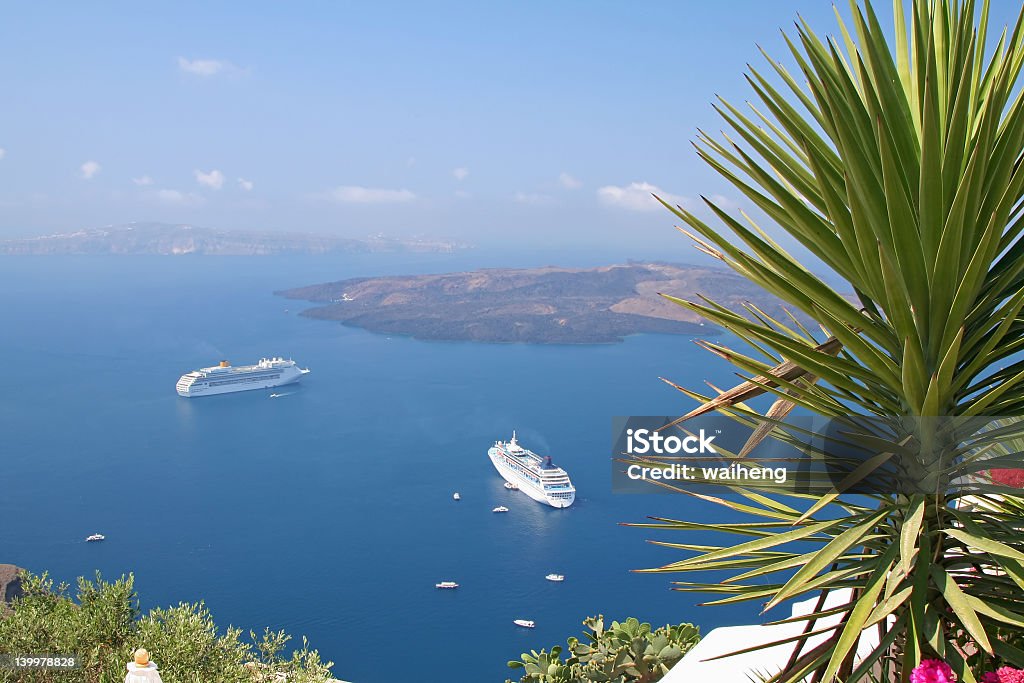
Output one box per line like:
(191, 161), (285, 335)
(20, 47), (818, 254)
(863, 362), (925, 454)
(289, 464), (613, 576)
(176, 57), (242, 77)
(514, 191), (554, 206)
(156, 189), (187, 203)
(452, 167), (469, 181)
(596, 181), (689, 212)
(324, 186), (416, 204)
(0, 148), (6, 160)
(237, 177), (254, 191)
(132, 175), (154, 186)
(558, 172), (582, 189)
(150, 188), (204, 206)
(80, 160), (101, 180)
(194, 169), (225, 190)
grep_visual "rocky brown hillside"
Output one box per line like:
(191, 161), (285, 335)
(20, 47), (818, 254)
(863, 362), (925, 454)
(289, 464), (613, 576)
(277, 262), (792, 344)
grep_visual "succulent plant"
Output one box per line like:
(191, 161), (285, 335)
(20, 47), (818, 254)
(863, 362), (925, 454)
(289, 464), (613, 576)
(506, 615), (700, 683)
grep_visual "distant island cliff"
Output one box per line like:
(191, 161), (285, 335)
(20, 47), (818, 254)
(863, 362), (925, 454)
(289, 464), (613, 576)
(0, 222), (468, 256)
(277, 262), (792, 344)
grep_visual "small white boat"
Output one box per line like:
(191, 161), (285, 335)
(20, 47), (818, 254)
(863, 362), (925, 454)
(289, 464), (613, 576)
(435, 581), (459, 589)
(85, 534), (105, 542)
(492, 506), (509, 513)
(453, 493), (461, 501)
(514, 619), (535, 628)
(545, 574), (565, 582)
(504, 481), (519, 490)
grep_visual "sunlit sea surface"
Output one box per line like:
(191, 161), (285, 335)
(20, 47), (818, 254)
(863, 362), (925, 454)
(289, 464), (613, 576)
(0, 251), (768, 682)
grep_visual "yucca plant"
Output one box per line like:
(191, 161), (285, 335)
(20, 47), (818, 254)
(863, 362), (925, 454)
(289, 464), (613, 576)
(633, 1), (1024, 682)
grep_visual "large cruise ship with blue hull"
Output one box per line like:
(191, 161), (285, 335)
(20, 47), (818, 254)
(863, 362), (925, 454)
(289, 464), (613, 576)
(488, 432), (575, 508)
(176, 357), (309, 397)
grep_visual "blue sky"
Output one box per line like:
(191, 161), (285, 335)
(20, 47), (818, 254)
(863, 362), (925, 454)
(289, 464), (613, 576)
(1, 1), (1021, 249)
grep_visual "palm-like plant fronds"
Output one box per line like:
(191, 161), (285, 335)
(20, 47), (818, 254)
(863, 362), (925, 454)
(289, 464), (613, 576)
(639, 1), (1024, 681)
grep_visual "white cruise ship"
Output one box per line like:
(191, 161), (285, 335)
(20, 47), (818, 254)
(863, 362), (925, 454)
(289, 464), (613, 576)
(176, 358), (310, 397)
(488, 432), (575, 508)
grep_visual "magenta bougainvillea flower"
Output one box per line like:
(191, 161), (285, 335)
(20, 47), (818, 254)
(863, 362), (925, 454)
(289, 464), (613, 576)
(984, 667), (1024, 683)
(910, 659), (956, 683)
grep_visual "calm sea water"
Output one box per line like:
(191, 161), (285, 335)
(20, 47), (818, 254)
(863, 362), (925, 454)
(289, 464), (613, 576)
(0, 251), (766, 683)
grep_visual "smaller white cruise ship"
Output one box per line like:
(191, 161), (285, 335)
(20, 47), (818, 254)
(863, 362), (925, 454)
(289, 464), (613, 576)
(176, 358), (310, 397)
(488, 432), (575, 508)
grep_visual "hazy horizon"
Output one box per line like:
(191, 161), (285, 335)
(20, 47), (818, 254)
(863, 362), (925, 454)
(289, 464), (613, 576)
(2, 1), (1020, 252)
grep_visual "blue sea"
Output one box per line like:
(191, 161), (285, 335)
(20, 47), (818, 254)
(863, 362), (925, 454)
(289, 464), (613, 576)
(0, 251), (767, 683)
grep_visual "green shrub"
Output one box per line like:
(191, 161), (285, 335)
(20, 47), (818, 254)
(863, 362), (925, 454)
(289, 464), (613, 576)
(0, 570), (334, 683)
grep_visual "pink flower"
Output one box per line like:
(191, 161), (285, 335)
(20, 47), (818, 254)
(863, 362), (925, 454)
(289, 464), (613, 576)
(910, 659), (956, 683)
(992, 667), (1024, 683)
(983, 674), (1001, 683)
